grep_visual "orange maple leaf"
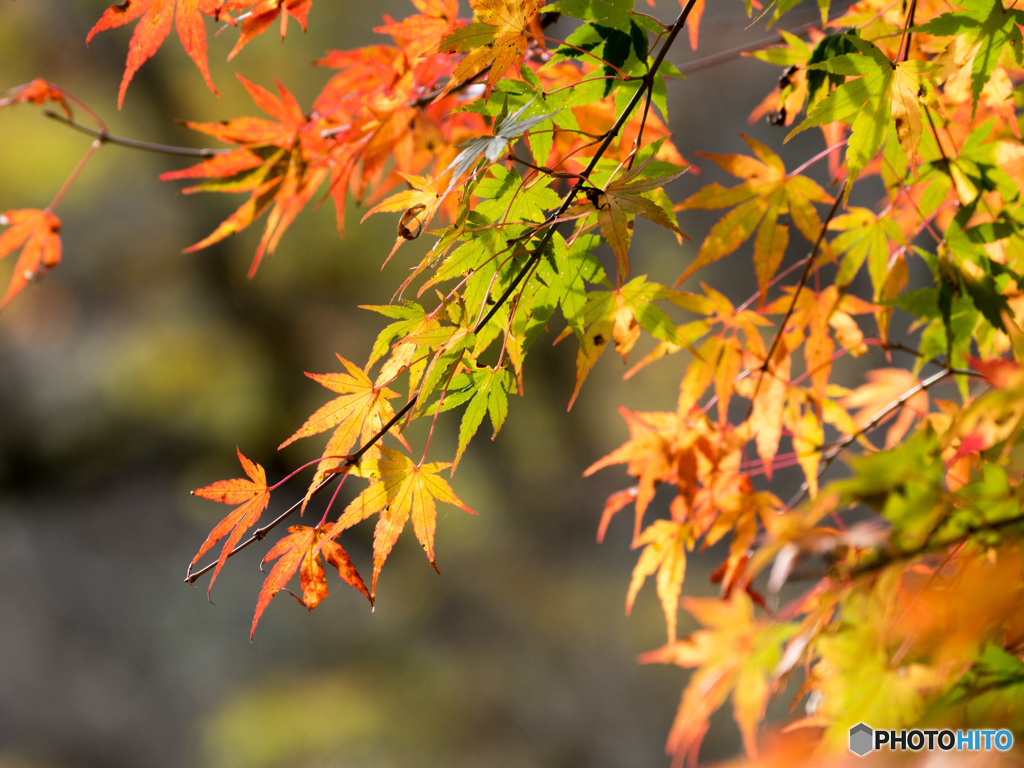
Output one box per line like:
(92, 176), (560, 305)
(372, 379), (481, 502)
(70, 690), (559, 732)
(326, 446), (476, 597)
(278, 354), (409, 510)
(87, 0), (221, 108)
(161, 74), (331, 275)
(586, 408), (681, 543)
(676, 135), (832, 301)
(685, 0), (706, 50)
(840, 368), (930, 450)
(0, 209), (62, 310)
(362, 172), (455, 265)
(250, 524), (370, 639)
(641, 594), (793, 765)
(375, 0), (460, 61)
(189, 447), (272, 596)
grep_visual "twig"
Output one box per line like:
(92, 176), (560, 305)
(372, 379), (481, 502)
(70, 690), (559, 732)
(45, 110), (227, 158)
(475, 0), (700, 332)
(47, 140), (101, 213)
(742, 182), (847, 419)
(186, 0), (702, 585)
(850, 509), (1024, 580)
(185, 397), (418, 583)
(676, 20), (820, 75)
(785, 368), (951, 511)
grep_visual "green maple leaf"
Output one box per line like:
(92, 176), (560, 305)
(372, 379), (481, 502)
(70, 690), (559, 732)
(829, 206), (906, 294)
(574, 145), (688, 285)
(545, 0), (634, 31)
(443, 99), (559, 189)
(788, 36), (934, 198)
(455, 365), (514, 467)
(915, 0), (1024, 118)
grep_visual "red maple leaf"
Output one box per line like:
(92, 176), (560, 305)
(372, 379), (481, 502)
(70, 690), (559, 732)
(251, 524), (370, 640)
(222, 0), (314, 60)
(189, 447), (272, 596)
(0, 79), (73, 119)
(87, 0), (222, 108)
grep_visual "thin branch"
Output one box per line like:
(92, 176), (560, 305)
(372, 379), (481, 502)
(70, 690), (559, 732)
(185, 397), (418, 583)
(676, 20), (820, 75)
(785, 368), (952, 511)
(849, 508), (1024, 580)
(47, 140), (101, 213)
(742, 182), (848, 419)
(186, 0), (702, 585)
(896, 0), (919, 64)
(44, 110), (228, 157)
(475, 0), (700, 333)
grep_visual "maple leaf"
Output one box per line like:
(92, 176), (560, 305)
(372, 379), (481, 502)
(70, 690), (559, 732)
(362, 172), (449, 261)
(761, 284), (873, 405)
(685, 0), (706, 50)
(435, 0), (542, 99)
(840, 368), (930, 450)
(565, 276), (697, 408)
(0, 209), (62, 311)
(0, 79), (73, 119)
(585, 408), (680, 542)
(161, 74), (331, 275)
(375, 0), (460, 61)
(789, 36), (935, 196)
(326, 446), (476, 597)
(640, 594), (793, 765)
(677, 135), (832, 300)
(222, 0), (313, 60)
(571, 147), (688, 285)
(443, 100), (559, 189)
(250, 524), (370, 640)
(87, 0), (221, 108)
(737, 349), (791, 483)
(279, 354), (408, 510)
(454, 365), (513, 468)
(811, 573), (946, 746)
(189, 448), (272, 596)
(829, 206), (907, 296)
(916, 0), (1024, 119)
(626, 519), (691, 642)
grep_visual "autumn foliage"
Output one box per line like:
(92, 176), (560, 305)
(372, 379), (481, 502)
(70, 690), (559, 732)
(6, 0), (1024, 764)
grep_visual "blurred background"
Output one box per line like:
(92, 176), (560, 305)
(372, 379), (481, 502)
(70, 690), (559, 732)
(0, 1), (838, 766)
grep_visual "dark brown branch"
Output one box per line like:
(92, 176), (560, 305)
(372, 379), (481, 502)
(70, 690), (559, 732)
(45, 110), (228, 157)
(475, 0), (700, 330)
(185, 398), (418, 584)
(186, 0), (702, 585)
(742, 182), (847, 422)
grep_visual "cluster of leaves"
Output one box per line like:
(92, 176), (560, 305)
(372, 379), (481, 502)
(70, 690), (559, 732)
(5, 0), (1024, 765)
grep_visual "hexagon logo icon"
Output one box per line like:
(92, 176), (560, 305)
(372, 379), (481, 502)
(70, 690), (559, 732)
(849, 723), (874, 757)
